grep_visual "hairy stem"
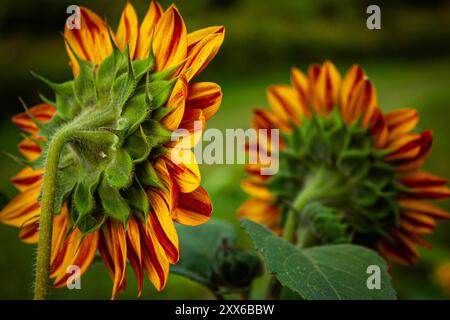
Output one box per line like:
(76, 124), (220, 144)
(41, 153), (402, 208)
(34, 128), (73, 300)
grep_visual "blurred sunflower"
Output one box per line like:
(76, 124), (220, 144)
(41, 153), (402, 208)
(435, 261), (450, 296)
(0, 1), (224, 298)
(238, 61), (450, 265)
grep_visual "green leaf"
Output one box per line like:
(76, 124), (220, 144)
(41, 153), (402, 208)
(241, 219), (397, 300)
(151, 106), (172, 122)
(118, 92), (149, 135)
(123, 128), (152, 163)
(142, 119), (173, 146)
(76, 212), (108, 236)
(96, 49), (117, 101)
(31, 72), (80, 120)
(149, 61), (183, 82)
(98, 178), (130, 224)
(123, 179), (149, 218)
(73, 170), (101, 220)
(171, 220), (237, 288)
(54, 162), (79, 214)
(146, 79), (177, 109)
(112, 72), (136, 113)
(105, 149), (133, 189)
(132, 55), (155, 80)
(74, 59), (97, 108)
(136, 161), (164, 189)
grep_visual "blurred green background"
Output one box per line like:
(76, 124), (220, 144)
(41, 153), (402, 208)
(1, 0), (450, 299)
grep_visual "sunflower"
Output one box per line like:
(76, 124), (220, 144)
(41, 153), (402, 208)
(0, 1), (224, 298)
(435, 261), (450, 296)
(238, 61), (450, 265)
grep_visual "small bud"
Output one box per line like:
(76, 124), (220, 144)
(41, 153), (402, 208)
(211, 239), (262, 289)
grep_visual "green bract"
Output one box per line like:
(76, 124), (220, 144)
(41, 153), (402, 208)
(268, 109), (403, 244)
(30, 43), (178, 234)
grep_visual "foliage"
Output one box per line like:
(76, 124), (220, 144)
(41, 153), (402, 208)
(172, 219), (262, 295)
(241, 219), (397, 300)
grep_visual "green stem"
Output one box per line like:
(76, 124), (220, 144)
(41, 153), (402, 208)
(261, 167), (330, 300)
(282, 190), (314, 242)
(34, 128), (73, 300)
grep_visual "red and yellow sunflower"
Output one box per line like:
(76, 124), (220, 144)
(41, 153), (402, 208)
(238, 61), (450, 265)
(0, 1), (224, 298)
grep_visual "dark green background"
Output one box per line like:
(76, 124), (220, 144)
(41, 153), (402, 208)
(0, 0), (450, 299)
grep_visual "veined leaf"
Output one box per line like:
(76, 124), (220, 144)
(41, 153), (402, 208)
(241, 219), (396, 300)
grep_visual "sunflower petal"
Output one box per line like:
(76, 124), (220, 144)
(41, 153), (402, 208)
(290, 67), (310, 117)
(18, 137), (43, 161)
(135, 0), (163, 59)
(19, 221), (39, 243)
(241, 178), (275, 201)
(237, 198), (280, 228)
(140, 221), (169, 291)
(11, 167), (44, 191)
(116, 1), (139, 58)
(401, 172), (447, 187)
(161, 75), (187, 131)
(377, 237), (416, 265)
(148, 191), (179, 264)
(165, 150), (201, 193)
(188, 26), (224, 47)
(181, 28), (224, 82)
(153, 158), (178, 212)
(404, 185), (450, 200)
(267, 85), (302, 124)
(52, 230), (98, 289)
(186, 82), (222, 120)
(64, 7), (113, 76)
(385, 133), (422, 161)
(369, 108), (389, 148)
(344, 79), (377, 125)
(0, 183), (41, 227)
(314, 61), (342, 114)
(396, 130), (433, 172)
(340, 64), (365, 111)
(401, 210), (436, 234)
(385, 109), (419, 141)
(126, 218), (143, 297)
(252, 108), (291, 133)
(153, 5), (187, 71)
(173, 186), (212, 226)
(99, 222), (127, 299)
(12, 104), (55, 136)
(400, 199), (450, 219)
(169, 109), (205, 149)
